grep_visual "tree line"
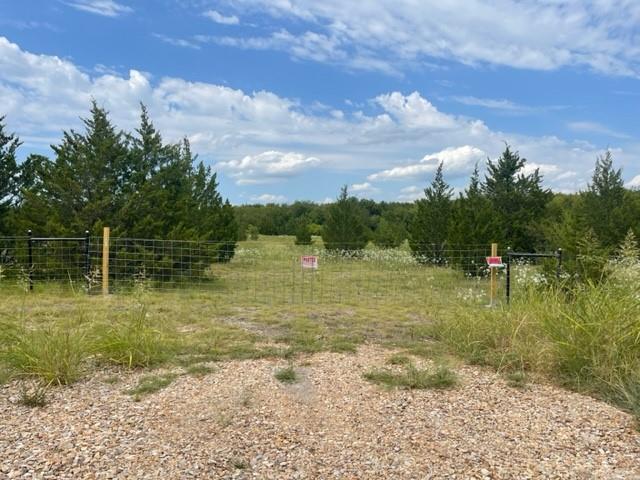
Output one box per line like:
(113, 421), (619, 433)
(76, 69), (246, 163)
(2, 104), (640, 267)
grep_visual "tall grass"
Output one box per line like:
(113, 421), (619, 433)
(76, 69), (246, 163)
(434, 258), (640, 422)
(1, 321), (88, 385)
(93, 305), (175, 368)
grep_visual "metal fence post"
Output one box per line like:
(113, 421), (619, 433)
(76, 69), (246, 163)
(505, 247), (511, 304)
(84, 230), (91, 293)
(27, 230), (33, 291)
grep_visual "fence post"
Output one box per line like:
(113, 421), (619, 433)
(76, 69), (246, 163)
(556, 248), (563, 280)
(102, 227), (110, 295)
(27, 230), (33, 291)
(490, 242), (498, 305)
(505, 247), (511, 304)
(84, 230), (91, 293)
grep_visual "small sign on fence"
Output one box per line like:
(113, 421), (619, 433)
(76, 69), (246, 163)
(301, 255), (318, 269)
(486, 256), (504, 268)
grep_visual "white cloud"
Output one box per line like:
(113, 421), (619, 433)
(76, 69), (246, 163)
(627, 175), (640, 189)
(64, 0), (133, 17)
(250, 193), (287, 204)
(368, 146), (486, 181)
(218, 151), (322, 185)
(350, 182), (379, 196)
(153, 33), (201, 50)
(568, 121), (630, 139)
(203, 10), (240, 25)
(217, 0), (640, 76)
(397, 185), (423, 202)
(0, 36), (636, 197)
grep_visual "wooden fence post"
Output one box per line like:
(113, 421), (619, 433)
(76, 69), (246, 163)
(490, 242), (498, 305)
(102, 227), (110, 295)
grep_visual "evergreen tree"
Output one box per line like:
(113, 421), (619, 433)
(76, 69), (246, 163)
(44, 101), (130, 235)
(294, 216), (313, 245)
(483, 145), (550, 251)
(322, 185), (369, 251)
(0, 117), (21, 234)
(581, 151), (629, 248)
(408, 162), (453, 263)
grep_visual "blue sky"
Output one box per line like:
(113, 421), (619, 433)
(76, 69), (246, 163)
(1, 0), (640, 204)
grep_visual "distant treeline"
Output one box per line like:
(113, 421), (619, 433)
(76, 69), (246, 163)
(2, 103), (640, 265)
(237, 148), (640, 261)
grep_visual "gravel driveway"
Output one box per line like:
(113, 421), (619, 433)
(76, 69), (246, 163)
(1, 346), (639, 479)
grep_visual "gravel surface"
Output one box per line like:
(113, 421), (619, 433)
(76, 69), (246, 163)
(1, 346), (639, 479)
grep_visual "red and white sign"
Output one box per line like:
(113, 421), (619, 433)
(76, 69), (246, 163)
(301, 255), (318, 269)
(486, 256), (504, 268)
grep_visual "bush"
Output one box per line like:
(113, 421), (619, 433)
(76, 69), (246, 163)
(294, 220), (312, 245)
(246, 224), (259, 240)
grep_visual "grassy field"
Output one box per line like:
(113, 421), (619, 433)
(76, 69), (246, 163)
(0, 235), (638, 425)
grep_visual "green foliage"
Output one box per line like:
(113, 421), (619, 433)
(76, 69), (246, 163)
(127, 373), (177, 397)
(0, 117), (21, 234)
(246, 224), (260, 240)
(8, 104), (236, 259)
(322, 185), (369, 251)
(293, 218), (313, 245)
(409, 162), (453, 262)
(483, 145), (551, 251)
(274, 365), (298, 384)
(364, 364), (458, 390)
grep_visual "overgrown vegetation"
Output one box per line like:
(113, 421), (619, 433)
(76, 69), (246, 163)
(126, 373), (177, 398)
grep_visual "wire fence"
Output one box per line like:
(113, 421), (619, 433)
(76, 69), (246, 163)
(0, 234), (559, 306)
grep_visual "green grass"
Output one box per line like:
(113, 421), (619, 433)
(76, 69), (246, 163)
(1, 235), (638, 426)
(185, 364), (214, 376)
(274, 365), (298, 384)
(126, 373), (177, 397)
(364, 364), (458, 390)
(386, 353), (412, 365)
(93, 305), (175, 368)
(1, 321), (88, 385)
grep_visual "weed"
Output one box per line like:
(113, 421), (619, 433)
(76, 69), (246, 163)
(127, 373), (177, 397)
(364, 364), (458, 390)
(18, 381), (48, 407)
(387, 354), (412, 366)
(231, 457), (249, 469)
(103, 375), (121, 384)
(507, 371), (528, 388)
(186, 364), (214, 376)
(274, 365), (298, 384)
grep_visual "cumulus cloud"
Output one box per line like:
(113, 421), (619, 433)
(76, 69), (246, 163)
(0, 36), (635, 197)
(368, 146), (486, 182)
(250, 193), (287, 204)
(218, 151), (322, 185)
(218, 0), (640, 76)
(397, 185), (423, 202)
(64, 0), (133, 17)
(627, 175), (640, 189)
(203, 10), (240, 25)
(350, 182), (379, 196)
